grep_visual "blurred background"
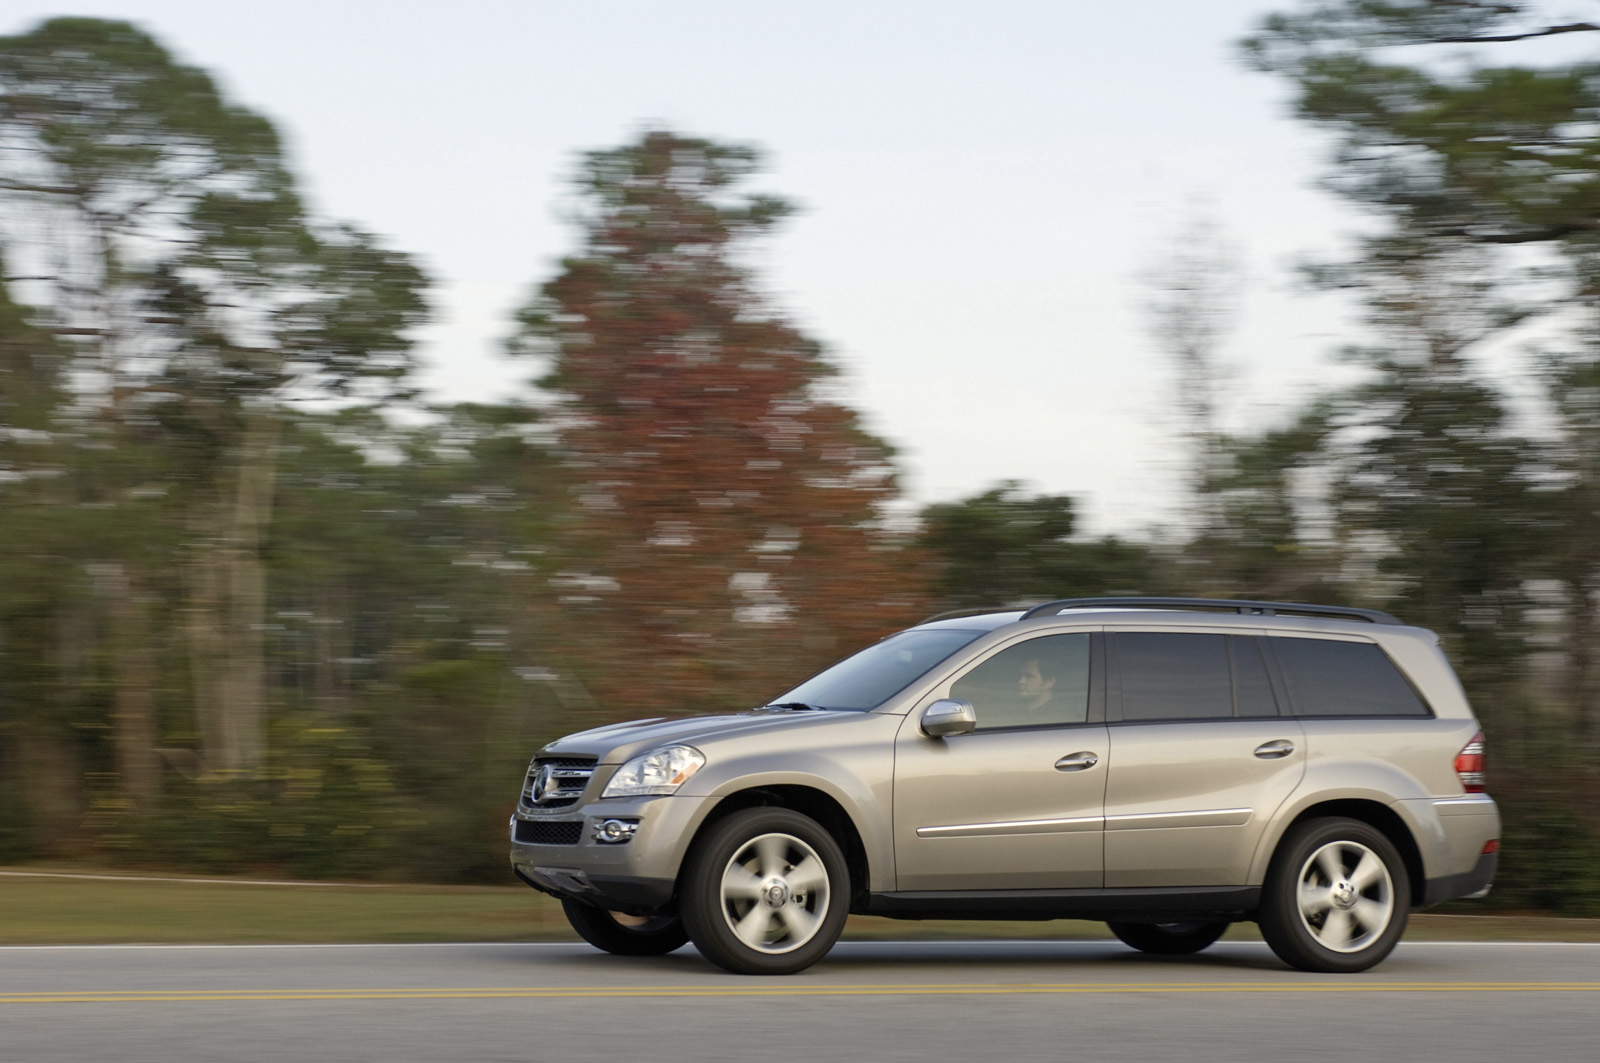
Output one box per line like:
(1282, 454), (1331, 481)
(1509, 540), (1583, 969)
(1, 2), (1597, 915)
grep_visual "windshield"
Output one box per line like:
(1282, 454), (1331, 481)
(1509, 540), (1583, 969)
(773, 628), (985, 711)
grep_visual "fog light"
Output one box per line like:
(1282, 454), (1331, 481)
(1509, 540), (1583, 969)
(595, 818), (638, 844)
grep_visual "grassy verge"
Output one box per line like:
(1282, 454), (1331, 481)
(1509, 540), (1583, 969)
(0, 870), (568, 945)
(4, 867), (1598, 945)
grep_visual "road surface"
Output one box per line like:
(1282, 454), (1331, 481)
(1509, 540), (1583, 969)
(2, 938), (1596, 1062)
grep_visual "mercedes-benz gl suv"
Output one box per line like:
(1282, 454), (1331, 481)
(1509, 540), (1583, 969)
(510, 598), (1500, 975)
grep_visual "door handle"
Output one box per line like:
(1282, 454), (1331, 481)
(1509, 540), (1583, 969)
(1054, 751), (1099, 772)
(1254, 739), (1295, 759)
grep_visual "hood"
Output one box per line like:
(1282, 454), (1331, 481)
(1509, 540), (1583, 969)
(541, 707), (853, 763)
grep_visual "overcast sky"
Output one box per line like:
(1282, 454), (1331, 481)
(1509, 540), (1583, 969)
(3, 1), (1364, 536)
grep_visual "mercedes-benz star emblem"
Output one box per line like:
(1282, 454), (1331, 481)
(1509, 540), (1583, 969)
(531, 764), (555, 803)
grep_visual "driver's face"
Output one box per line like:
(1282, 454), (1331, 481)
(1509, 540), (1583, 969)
(1019, 660), (1049, 698)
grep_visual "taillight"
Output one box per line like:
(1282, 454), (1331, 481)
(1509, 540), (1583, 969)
(1455, 732), (1486, 793)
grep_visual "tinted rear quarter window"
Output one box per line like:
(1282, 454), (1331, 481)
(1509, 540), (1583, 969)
(1271, 637), (1431, 717)
(1115, 632), (1233, 721)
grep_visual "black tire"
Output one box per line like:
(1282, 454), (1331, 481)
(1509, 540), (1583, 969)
(679, 807), (850, 975)
(1259, 816), (1410, 973)
(1107, 920), (1229, 955)
(560, 898), (689, 956)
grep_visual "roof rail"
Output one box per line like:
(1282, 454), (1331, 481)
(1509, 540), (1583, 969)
(917, 606), (1026, 625)
(1016, 597), (1402, 625)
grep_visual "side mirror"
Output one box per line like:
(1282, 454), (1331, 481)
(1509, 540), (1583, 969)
(921, 698), (977, 738)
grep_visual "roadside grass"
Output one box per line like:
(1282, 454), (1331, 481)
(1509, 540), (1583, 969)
(0, 870), (568, 945)
(3, 867), (1598, 945)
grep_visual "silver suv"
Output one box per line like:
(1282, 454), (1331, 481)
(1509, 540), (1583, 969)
(509, 598), (1499, 975)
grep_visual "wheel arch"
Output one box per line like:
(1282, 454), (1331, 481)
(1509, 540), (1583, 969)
(682, 785), (873, 913)
(1260, 799), (1426, 908)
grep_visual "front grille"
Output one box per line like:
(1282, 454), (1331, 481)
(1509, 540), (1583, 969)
(521, 756), (596, 810)
(514, 819), (583, 845)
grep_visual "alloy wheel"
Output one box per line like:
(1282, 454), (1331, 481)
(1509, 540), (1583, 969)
(1294, 838), (1395, 954)
(716, 831), (832, 954)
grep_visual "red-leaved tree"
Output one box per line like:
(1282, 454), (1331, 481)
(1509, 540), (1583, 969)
(510, 130), (924, 717)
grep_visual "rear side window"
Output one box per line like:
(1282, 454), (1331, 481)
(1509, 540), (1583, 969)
(1111, 632), (1282, 721)
(1113, 633), (1233, 721)
(1271, 638), (1431, 717)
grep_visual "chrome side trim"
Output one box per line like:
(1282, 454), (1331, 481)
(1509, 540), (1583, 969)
(916, 815), (1103, 839)
(1103, 807), (1252, 831)
(1432, 794), (1499, 817)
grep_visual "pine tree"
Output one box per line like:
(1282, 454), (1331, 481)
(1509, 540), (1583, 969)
(0, 19), (428, 778)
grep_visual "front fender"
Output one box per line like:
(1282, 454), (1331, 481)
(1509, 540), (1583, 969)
(684, 754), (894, 893)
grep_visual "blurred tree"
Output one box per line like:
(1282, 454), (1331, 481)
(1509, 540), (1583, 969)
(1245, 2), (1572, 731)
(0, 18), (428, 784)
(1536, 270), (1600, 751)
(1192, 406), (1341, 602)
(509, 130), (923, 716)
(0, 254), (78, 851)
(1247, 0), (1600, 899)
(256, 406), (567, 880)
(918, 482), (1163, 609)
(1143, 212), (1239, 539)
(1136, 212), (1336, 603)
(1243, 2), (1600, 249)
(1330, 363), (1543, 710)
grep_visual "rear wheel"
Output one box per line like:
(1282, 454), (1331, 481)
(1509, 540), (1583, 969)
(1259, 816), (1410, 973)
(560, 898), (688, 956)
(679, 807), (849, 975)
(1107, 920), (1229, 955)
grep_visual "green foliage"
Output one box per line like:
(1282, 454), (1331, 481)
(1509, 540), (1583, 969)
(1328, 362), (1546, 697)
(1242, 3), (1600, 245)
(1243, 0), (1600, 885)
(365, 657), (526, 882)
(918, 482), (1164, 608)
(1471, 794), (1600, 917)
(119, 717), (398, 880)
(1179, 407), (1334, 601)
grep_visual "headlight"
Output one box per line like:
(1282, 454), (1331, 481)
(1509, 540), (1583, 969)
(601, 744), (706, 798)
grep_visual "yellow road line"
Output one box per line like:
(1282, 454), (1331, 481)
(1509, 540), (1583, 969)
(4, 981), (1600, 1004)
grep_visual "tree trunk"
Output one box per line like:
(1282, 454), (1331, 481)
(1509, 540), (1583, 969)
(187, 534), (229, 772)
(1569, 581), (1594, 748)
(15, 725), (80, 855)
(189, 405), (280, 774)
(1562, 436), (1600, 756)
(312, 578), (351, 715)
(99, 562), (160, 809)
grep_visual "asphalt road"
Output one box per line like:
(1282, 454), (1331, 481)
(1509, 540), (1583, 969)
(2, 939), (1596, 1062)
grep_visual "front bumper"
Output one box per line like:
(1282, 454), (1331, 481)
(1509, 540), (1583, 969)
(509, 793), (710, 915)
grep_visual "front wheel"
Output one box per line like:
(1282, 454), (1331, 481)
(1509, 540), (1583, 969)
(560, 898), (689, 956)
(1259, 816), (1410, 973)
(679, 807), (850, 975)
(1107, 920), (1229, 955)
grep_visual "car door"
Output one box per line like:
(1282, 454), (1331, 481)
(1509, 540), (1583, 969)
(1101, 630), (1306, 888)
(892, 631), (1109, 890)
